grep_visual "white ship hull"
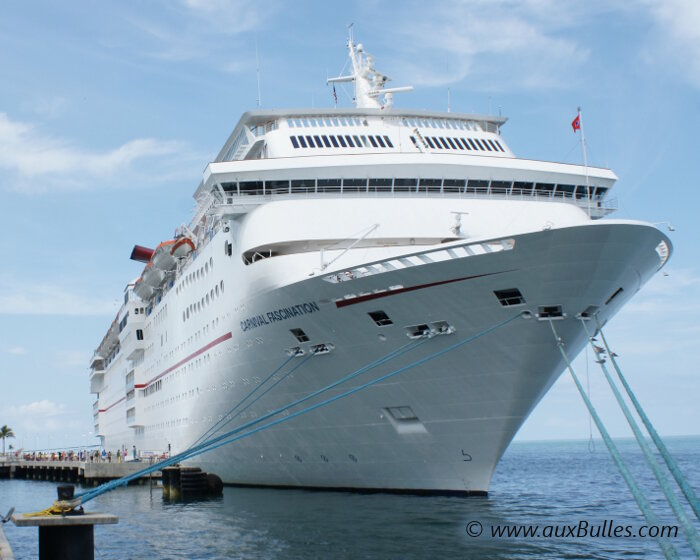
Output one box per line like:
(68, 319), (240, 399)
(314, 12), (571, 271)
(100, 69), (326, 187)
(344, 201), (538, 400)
(96, 219), (667, 494)
(89, 39), (670, 493)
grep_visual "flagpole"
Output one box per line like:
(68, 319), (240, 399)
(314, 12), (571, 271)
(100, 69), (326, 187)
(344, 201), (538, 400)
(578, 106), (591, 218)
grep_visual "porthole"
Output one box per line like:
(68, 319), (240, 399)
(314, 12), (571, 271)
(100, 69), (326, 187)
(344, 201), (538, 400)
(220, 280), (224, 293)
(209, 257), (213, 269)
(186, 309), (190, 319)
(206, 294), (210, 305)
(215, 285), (219, 297)
(205, 263), (209, 274)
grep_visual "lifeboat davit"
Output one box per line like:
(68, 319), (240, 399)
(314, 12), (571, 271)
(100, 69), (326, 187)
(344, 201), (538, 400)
(133, 278), (154, 300)
(152, 240), (177, 271)
(171, 237), (195, 258)
(142, 262), (164, 288)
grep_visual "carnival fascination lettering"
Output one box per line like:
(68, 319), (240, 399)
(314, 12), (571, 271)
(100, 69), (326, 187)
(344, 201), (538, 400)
(240, 301), (320, 332)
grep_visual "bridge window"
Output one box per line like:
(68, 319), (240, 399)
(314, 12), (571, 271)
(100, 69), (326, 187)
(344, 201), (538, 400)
(290, 136), (299, 148)
(369, 136), (378, 147)
(425, 137), (436, 148)
(321, 135), (331, 147)
(375, 135), (386, 147)
(383, 136), (394, 148)
(298, 136), (307, 148)
(330, 135), (339, 147)
(344, 135), (355, 147)
(306, 135), (315, 147)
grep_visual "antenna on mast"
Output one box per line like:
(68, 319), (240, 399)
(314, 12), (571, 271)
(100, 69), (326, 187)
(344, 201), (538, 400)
(255, 37), (262, 109)
(327, 31), (413, 109)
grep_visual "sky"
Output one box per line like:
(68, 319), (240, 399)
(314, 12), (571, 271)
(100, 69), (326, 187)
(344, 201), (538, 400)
(0, 0), (699, 450)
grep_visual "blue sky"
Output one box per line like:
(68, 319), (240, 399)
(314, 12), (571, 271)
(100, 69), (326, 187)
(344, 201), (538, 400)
(1, 1), (698, 450)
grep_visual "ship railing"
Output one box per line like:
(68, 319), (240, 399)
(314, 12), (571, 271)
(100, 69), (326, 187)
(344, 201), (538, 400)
(213, 184), (617, 219)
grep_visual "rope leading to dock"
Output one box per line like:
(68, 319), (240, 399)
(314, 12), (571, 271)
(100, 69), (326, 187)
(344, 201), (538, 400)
(191, 337), (421, 451)
(595, 317), (700, 523)
(580, 319), (700, 556)
(62, 312), (523, 508)
(549, 320), (680, 560)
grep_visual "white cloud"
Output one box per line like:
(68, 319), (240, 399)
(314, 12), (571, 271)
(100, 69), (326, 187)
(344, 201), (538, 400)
(6, 346), (26, 355)
(0, 275), (115, 316)
(0, 112), (195, 193)
(126, 0), (270, 71)
(4, 400), (78, 436)
(644, 0), (700, 89)
(378, 0), (592, 90)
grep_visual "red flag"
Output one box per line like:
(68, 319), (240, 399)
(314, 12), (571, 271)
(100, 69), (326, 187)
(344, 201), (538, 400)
(571, 115), (581, 133)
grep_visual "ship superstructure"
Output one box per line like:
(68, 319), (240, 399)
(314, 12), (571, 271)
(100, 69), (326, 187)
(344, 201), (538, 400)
(88, 39), (670, 493)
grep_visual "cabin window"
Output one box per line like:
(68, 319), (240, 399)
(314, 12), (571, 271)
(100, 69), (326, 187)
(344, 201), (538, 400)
(383, 135), (394, 148)
(438, 137), (450, 149)
(313, 135), (322, 147)
(375, 135), (386, 147)
(290, 328), (309, 343)
(290, 136), (299, 148)
(369, 136), (378, 147)
(446, 137), (458, 149)
(298, 136), (308, 148)
(467, 138), (479, 150)
(494, 288), (526, 307)
(305, 135), (315, 147)
(136, 329), (144, 341)
(330, 135), (339, 147)
(321, 135), (331, 147)
(344, 135), (355, 147)
(425, 137), (436, 148)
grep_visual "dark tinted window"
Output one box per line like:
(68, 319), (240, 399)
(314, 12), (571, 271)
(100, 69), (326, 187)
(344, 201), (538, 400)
(446, 137), (458, 149)
(369, 136), (378, 147)
(306, 135), (315, 147)
(439, 137), (450, 149)
(321, 135), (331, 147)
(467, 138), (479, 150)
(330, 135), (339, 147)
(290, 136), (299, 148)
(337, 135), (347, 147)
(425, 137), (436, 148)
(344, 135), (355, 147)
(375, 135), (386, 147)
(494, 140), (505, 152)
(298, 136), (308, 148)
(460, 138), (471, 150)
(383, 135), (394, 148)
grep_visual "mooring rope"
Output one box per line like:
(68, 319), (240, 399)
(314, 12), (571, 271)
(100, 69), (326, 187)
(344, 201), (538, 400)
(189, 354), (297, 449)
(194, 337), (421, 449)
(73, 334), (431, 503)
(177, 312), (526, 459)
(549, 320), (679, 560)
(595, 317), (700, 523)
(580, 319), (700, 556)
(71, 312), (521, 506)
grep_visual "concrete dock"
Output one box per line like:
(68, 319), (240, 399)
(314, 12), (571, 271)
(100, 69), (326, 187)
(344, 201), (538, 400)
(0, 460), (161, 485)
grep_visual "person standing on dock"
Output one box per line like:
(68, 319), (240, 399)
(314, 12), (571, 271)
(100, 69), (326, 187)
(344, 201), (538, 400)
(132, 445), (136, 460)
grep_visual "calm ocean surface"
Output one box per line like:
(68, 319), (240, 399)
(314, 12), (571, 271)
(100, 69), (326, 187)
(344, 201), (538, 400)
(1, 437), (698, 559)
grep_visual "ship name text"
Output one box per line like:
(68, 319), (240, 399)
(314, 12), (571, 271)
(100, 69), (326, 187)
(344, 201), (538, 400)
(240, 301), (320, 332)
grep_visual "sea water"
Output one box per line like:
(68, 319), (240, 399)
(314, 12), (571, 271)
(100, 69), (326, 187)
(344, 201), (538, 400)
(1, 437), (698, 559)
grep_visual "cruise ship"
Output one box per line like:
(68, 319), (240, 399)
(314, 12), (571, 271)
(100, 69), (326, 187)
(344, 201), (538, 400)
(88, 39), (671, 494)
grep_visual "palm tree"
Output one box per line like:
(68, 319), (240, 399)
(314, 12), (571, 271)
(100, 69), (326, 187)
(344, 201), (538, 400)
(1, 425), (15, 455)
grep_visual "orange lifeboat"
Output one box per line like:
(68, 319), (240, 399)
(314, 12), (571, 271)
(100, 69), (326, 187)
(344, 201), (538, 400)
(133, 278), (154, 300)
(171, 237), (195, 258)
(152, 240), (177, 271)
(142, 262), (164, 288)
